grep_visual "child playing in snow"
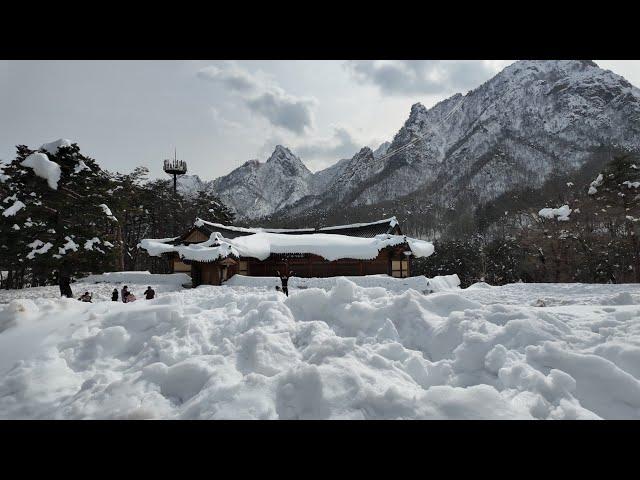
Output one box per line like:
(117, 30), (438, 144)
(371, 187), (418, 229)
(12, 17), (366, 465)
(121, 286), (130, 303)
(276, 270), (294, 297)
(79, 292), (92, 302)
(125, 292), (136, 302)
(144, 286), (155, 300)
(111, 289), (119, 302)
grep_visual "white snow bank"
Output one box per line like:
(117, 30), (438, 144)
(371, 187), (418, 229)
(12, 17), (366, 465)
(407, 237), (435, 257)
(141, 231), (435, 263)
(588, 173), (603, 195)
(99, 204), (117, 221)
(83, 271), (192, 285)
(538, 205), (571, 221)
(225, 274), (460, 293)
(2, 279), (639, 419)
(2, 200), (26, 217)
(40, 138), (72, 154)
(21, 153), (61, 190)
(74, 160), (90, 173)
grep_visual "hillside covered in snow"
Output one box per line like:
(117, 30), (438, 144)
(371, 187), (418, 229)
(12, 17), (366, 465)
(177, 61), (640, 231)
(1, 275), (640, 419)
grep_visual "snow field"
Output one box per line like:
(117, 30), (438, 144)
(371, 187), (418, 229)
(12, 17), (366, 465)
(225, 273), (460, 293)
(0, 278), (639, 419)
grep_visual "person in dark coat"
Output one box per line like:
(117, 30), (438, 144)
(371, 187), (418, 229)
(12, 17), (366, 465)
(57, 272), (73, 298)
(79, 292), (92, 302)
(144, 286), (155, 300)
(121, 286), (130, 303)
(276, 270), (294, 297)
(111, 289), (119, 302)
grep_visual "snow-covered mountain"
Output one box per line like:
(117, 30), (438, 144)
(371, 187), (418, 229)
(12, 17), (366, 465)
(176, 174), (211, 195)
(339, 59), (640, 209)
(207, 145), (313, 218)
(373, 141), (390, 158)
(183, 60), (640, 221)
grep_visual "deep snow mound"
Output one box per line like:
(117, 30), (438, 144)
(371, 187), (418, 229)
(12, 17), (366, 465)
(1, 279), (640, 419)
(225, 274), (460, 293)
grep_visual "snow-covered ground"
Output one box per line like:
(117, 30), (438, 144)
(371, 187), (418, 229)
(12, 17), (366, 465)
(1, 275), (640, 419)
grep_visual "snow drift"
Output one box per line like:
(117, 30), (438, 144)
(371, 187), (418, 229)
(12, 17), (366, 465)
(225, 273), (459, 293)
(1, 278), (640, 419)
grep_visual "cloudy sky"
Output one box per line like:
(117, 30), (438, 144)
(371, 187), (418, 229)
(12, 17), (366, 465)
(1, 60), (639, 180)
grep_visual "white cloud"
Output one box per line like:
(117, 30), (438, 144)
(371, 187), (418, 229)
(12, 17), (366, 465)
(345, 60), (511, 96)
(198, 64), (262, 93)
(209, 106), (242, 131)
(198, 62), (316, 135)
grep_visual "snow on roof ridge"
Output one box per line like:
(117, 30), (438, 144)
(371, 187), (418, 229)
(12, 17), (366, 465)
(318, 216), (398, 231)
(193, 216), (399, 233)
(142, 230), (434, 262)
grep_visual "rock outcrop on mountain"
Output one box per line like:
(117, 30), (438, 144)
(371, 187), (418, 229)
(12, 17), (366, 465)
(182, 61), (640, 226)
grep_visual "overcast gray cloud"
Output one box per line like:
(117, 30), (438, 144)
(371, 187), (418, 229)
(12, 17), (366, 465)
(197, 65), (260, 93)
(245, 90), (315, 135)
(198, 62), (316, 135)
(345, 60), (508, 96)
(295, 127), (361, 165)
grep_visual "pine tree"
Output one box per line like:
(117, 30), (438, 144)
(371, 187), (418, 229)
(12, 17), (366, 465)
(0, 143), (118, 295)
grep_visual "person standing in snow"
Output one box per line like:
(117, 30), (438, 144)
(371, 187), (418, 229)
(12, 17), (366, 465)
(121, 286), (129, 303)
(111, 289), (119, 302)
(57, 270), (73, 298)
(276, 270), (294, 297)
(144, 286), (155, 300)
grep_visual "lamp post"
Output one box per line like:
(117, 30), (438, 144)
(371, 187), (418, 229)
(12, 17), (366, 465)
(163, 149), (187, 195)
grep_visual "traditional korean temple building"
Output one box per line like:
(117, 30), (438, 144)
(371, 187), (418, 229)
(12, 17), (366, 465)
(140, 217), (434, 287)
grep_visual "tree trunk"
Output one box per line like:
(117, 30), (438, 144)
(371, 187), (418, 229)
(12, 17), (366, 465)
(116, 224), (125, 271)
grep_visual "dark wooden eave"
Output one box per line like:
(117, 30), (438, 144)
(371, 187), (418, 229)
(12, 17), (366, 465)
(173, 217), (402, 244)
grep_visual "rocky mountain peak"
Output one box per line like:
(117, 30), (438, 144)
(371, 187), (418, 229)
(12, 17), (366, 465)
(354, 146), (374, 158)
(192, 60), (640, 223)
(408, 102), (428, 119)
(373, 141), (391, 158)
(266, 145), (310, 176)
(242, 159), (261, 168)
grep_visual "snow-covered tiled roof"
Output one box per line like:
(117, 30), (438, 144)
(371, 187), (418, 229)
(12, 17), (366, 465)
(141, 230), (433, 263)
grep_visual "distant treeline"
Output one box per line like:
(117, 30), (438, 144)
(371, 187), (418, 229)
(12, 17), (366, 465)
(414, 155), (640, 286)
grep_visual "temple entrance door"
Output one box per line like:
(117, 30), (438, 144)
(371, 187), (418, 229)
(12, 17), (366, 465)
(191, 264), (202, 287)
(197, 264), (218, 285)
(220, 266), (228, 283)
(218, 258), (237, 284)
